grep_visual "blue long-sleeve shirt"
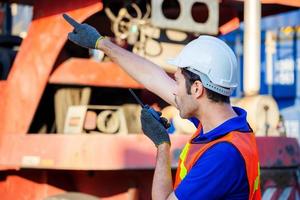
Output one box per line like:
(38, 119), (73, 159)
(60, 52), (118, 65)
(174, 107), (251, 200)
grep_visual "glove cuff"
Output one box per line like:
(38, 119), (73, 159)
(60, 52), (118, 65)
(95, 35), (105, 49)
(155, 141), (171, 148)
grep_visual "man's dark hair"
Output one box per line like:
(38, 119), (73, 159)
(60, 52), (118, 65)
(181, 68), (230, 104)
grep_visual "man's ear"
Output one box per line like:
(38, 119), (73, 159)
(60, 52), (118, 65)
(192, 80), (204, 98)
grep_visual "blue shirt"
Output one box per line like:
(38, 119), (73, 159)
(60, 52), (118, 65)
(175, 107), (251, 200)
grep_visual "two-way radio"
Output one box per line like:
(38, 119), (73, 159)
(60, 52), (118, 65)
(128, 89), (169, 128)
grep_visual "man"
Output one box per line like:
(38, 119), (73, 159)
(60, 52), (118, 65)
(63, 14), (261, 200)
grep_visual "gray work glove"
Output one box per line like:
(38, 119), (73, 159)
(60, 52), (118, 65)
(63, 14), (103, 49)
(141, 108), (171, 147)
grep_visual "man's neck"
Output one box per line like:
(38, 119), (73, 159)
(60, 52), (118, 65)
(195, 102), (238, 133)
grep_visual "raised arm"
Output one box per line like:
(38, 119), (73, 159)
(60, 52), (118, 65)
(63, 14), (176, 106)
(97, 38), (176, 106)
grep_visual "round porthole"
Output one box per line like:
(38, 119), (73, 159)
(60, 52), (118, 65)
(162, 0), (181, 20)
(191, 2), (209, 23)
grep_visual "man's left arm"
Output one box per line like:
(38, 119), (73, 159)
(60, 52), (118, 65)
(153, 143), (177, 200)
(140, 108), (177, 200)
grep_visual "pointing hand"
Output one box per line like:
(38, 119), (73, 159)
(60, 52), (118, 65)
(63, 13), (103, 49)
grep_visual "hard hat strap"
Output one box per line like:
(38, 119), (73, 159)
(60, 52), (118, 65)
(186, 67), (233, 96)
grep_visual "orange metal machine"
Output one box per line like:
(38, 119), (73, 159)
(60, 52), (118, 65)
(0, 0), (299, 199)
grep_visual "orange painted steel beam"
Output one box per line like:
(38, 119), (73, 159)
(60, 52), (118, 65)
(231, 0), (300, 7)
(0, 81), (6, 92)
(2, 0), (300, 7)
(0, 172), (65, 200)
(0, 134), (298, 170)
(220, 17), (240, 35)
(0, 134), (188, 170)
(0, 2), (102, 134)
(0, 170), (151, 200)
(49, 58), (143, 89)
(261, 0), (300, 6)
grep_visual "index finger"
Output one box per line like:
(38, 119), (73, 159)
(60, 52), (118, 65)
(63, 14), (80, 28)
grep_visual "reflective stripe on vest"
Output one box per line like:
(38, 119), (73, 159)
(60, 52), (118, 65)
(174, 131), (261, 200)
(253, 163), (261, 196)
(179, 143), (190, 180)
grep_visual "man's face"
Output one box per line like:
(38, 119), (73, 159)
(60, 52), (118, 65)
(173, 69), (198, 119)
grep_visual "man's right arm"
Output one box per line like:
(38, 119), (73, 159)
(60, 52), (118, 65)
(63, 14), (176, 106)
(97, 38), (177, 106)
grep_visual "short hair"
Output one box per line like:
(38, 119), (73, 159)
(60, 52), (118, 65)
(181, 68), (230, 104)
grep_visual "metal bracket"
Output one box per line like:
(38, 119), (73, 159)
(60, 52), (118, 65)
(151, 0), (219, 34)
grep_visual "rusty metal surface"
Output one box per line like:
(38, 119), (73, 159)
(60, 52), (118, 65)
(0, 170), (65, 200)
(260, 169), (300, 199)
(256, 137), (300, 168)
(261, 169), (299, 188)
(49, 59), (143, 89)
(0, 167), (299, 200)
(0, 169), (154, 200)
(0, 134), (188, 170)
(0, 1), (102, 134)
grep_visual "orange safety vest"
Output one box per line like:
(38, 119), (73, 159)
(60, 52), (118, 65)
(174, 125), (261, 200)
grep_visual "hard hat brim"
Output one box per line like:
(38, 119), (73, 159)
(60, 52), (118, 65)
(167, 58), (184, 68)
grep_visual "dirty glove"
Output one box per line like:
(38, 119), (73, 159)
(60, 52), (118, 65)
(63, 14), (103, 49)
(141, 108), (171, 147)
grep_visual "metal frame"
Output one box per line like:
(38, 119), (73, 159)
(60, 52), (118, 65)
(0, 1), (102, 134)
(151, 0), (219, 34)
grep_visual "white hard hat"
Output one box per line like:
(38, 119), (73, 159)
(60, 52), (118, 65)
(168, 35), (238, 96)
